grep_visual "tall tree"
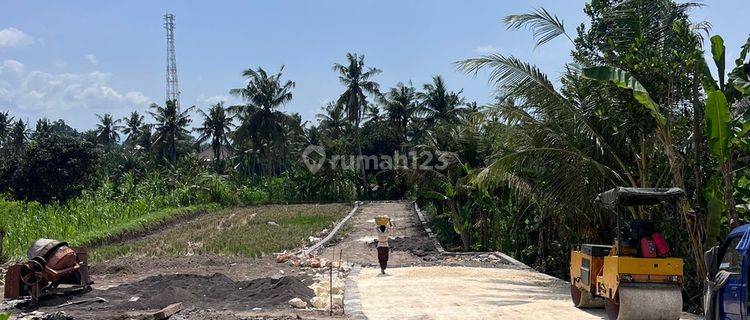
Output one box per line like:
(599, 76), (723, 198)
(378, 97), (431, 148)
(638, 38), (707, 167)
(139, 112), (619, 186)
(8, 120), (27, 153)
(0, 111), (14, 144)
(195, 102), (233, 169)
(149, 100), (193, 162)
(381, 82), (418, 143)
(333, 53), (381, 196)
(417, 75), (465, 128)
(122, 111), (145, 148)
(230, 66), (294, 175)
(95, 113), (123, 150)
(34, 118), (52, 140)
(316, 102), (348, 140)
(333, 53), (382, 127)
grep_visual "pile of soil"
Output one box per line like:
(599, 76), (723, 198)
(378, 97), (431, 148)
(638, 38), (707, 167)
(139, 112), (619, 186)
(39, 273), (313, 312)
(370, 237), (436, 257)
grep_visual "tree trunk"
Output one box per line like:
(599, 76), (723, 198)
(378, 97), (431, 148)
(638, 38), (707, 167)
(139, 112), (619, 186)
(691, 63), (705, 204)
(537, 221), (546, 272)
(354, 120), (370, 199)
(0, 228), (5, 261)
(721, 161), (739, 228)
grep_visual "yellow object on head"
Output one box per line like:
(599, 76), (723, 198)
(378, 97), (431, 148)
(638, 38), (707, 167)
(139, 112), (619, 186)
(375, 215), (390, 226)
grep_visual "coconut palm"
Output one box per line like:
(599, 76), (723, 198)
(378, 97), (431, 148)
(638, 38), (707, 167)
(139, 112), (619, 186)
(316, 102), (348, 140)
(333, 53), (382, 127)
(195, 102), (233, 168)
(122, 111), (145, 148)
(230, 66), (294, 175)
(417, 76), (465, 128)
(381, 82), (418, 143)
(333, 53), (382, 196)
(95, 114), (123, 150)
(149, 100), (193, 162)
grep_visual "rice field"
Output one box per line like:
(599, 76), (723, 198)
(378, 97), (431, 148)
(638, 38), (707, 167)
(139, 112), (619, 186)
(91, 203), (351, 261)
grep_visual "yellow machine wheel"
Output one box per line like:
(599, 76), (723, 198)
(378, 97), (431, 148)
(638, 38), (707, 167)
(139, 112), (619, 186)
(570, 284), (582, 306)
(605, 298), (619, 320)
(570, 284), (604, 308)
(604, 284), (681, 320)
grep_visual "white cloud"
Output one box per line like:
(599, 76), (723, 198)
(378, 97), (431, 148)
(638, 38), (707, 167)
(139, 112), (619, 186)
(84, 54), (98, 66)
(0, 28), (34, 48)
(0, 69), (150, 114)
(54, 59), (67, 68)
(475, 45), (502, 54)
(196, 94), (234, 106)
(0, 60), (24, 74)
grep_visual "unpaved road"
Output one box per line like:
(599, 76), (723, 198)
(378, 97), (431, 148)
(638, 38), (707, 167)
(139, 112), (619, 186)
(320, 201), (701, 320)
(356, 266), (701, 320)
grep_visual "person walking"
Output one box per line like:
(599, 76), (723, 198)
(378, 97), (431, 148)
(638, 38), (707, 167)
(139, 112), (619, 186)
(376, 217), (393, 274)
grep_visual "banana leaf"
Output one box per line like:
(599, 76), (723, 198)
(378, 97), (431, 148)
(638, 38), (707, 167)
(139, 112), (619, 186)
(705, 90), (732, 162)
(711, 35), (726, 89)
(581, 66), (665, 126)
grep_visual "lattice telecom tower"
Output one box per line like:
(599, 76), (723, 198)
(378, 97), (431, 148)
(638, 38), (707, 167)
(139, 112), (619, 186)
(164, 13), (180, 109)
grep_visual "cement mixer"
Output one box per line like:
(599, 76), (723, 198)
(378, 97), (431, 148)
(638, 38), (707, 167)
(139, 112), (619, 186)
(3, 239), (92, 305)
(569, 187), (685, 320)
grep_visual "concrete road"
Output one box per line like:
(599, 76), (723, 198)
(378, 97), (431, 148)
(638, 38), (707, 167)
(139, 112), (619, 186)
(355, 266), (701, 320)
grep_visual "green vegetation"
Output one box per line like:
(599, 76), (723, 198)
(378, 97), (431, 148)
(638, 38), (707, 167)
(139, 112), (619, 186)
(91, 204), (350, 261)
(1, 0), (749, 313)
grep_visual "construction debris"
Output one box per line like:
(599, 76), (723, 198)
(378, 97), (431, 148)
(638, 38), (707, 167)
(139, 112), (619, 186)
(15, 311), (73, 320)
(307, 271), (344, 311)
(55, 297), (107, 308)
(152, 302), (183, 320)
(288, 298), (307, 309)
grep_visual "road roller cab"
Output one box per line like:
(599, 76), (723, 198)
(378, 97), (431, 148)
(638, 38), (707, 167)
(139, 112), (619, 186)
(569, 187), (685, 320)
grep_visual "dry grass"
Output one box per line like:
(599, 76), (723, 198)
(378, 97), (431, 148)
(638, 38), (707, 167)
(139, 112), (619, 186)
(91, 203), (351, 261)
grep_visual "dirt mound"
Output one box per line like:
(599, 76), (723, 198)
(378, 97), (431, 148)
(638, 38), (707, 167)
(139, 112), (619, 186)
(39, 274), (313, 312)
(370, 236), (436, 257)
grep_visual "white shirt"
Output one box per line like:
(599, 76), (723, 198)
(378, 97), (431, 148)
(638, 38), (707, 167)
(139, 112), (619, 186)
(377, 228), (390, 247)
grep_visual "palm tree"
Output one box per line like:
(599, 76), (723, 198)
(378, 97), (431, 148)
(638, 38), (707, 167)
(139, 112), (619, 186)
(195, 102), (233, 169)
(95, 114), (123, 150)
(381, 82), (418, 143)
(230, 66), (294, 175)
(316, 102), (348, 140)
(333, 53), (382, 127)
(149, 100), (193, 162)
(8, 119), (27, 153)
(333, 53), (382, 196)
(0, 111), (14, 144)
(417, 75), (465, 128)
(122, 111), (145, 148)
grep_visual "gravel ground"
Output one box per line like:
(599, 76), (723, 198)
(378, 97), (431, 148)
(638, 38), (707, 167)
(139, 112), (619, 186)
(355, 266), (702, 320)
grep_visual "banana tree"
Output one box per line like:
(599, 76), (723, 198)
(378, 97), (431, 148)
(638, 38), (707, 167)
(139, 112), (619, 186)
(699, 34), (750, 229)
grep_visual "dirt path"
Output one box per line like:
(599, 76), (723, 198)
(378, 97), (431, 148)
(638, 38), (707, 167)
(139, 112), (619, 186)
(317, 201), (700, 320)
(319, 201), (435, 267)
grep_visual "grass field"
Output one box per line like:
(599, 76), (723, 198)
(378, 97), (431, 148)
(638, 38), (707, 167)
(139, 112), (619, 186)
(91, 203), (351, 261)
(0, 195), (223, 261)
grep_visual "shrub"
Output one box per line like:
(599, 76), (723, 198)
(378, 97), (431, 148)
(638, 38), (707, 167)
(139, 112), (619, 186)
(2, 134), (98, 203)
(237, 186), (270, 205)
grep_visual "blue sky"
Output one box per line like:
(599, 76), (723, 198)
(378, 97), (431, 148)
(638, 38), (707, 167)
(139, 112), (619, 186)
(0, 1), (747, 130)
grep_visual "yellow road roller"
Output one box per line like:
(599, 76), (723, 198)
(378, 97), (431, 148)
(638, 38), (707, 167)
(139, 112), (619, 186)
(569, 187), (684, 320)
